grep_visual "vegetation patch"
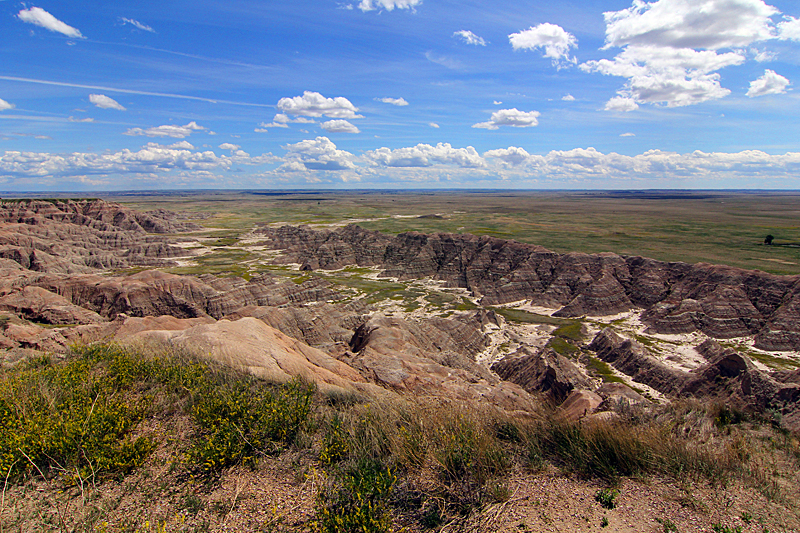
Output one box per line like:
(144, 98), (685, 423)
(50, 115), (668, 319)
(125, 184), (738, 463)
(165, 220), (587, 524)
(490, 307), (572, 326)
(0, 344), (315, 486)
(585, 356), (626, 384)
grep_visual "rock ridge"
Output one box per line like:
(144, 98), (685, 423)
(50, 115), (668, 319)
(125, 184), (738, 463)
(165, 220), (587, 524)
(256, 224), (800, 350)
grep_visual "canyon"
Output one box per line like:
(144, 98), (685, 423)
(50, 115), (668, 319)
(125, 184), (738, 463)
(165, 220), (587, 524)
(1, 198), (799, 431)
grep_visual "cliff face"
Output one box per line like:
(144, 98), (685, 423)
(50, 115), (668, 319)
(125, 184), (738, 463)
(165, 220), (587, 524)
(0, 199), (200, 274)
(257, 224), (800, 351)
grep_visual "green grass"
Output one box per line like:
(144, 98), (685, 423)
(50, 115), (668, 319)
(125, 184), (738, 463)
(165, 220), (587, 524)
(0, 345), (315, 483)
(719, 342), (800, 370)
(490, 307), (572, 326)
(3, 344), (796, 531)
(585, 356), (626, 384)
(116, 190), (800, 275)
(548, 337), (580, 358)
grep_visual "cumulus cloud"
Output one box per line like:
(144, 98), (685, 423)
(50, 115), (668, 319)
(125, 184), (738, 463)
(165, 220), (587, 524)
(321, 120), (361, 133)
(120, 18), (155, 33)
(429, 122), (440, 128)
(375, 97), (409, 106)
(364, 143), (484, 168)
(472, 108), (540, 130)
(620, 133), (636, 137)
(603, 0), (777, 50)
(0, 99), (14, 111)
(454, 30), (487, 46)
(89, 94), (126, 111)
(484, 147), (531, 166)
(582, 44), (745, 108)
(124, 121), (206, 138)
(3, 141), (800, 186)
(747, 69), (790, 97)
(280, 137), (356, 171)
(562, 94), (576, 101)
(604, 96), (640, 112)
(357, 0), (422, 12)
(582, 0), (794, 109)
(17, 7), (84, 38)
(509, 23), (577, 67)
(493, 100), (503, 105)
(169, 141), (195, 149)
(778, 17), (800, 41)
(277, 91), (362, 119)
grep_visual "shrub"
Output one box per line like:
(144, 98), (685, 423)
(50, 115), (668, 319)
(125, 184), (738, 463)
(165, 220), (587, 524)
(0, 348), (154, 483)
(595, 488), (618, 510)
(189, 377), (315, 472)
(311, 458), (396, 533)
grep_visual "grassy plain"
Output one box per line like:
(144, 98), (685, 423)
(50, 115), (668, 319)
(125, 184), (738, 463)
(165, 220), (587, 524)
(111, 190), (800, 275)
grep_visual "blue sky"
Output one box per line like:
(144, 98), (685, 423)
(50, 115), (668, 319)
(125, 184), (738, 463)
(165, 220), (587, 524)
(1, 0), (799, 190)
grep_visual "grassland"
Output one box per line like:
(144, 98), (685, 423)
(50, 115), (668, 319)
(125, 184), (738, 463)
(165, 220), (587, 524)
(3, 344), (798, 532)
(111, 190), (800, 275)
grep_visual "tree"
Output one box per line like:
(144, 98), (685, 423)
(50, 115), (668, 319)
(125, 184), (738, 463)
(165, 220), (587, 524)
(764, 234), (775, 245)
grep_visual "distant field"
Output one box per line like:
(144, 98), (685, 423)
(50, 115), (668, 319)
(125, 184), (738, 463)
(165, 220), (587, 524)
(110, 190), (800, 275)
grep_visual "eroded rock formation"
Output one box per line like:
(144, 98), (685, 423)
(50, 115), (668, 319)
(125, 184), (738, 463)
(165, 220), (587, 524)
(256, 224), (800, 350)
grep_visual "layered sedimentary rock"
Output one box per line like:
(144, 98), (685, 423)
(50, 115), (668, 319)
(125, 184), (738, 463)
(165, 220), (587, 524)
(588, 331), (800, 431)
(491, 347), (591, 403)
(342, 314), (534, 411)
(257, 224), (800, 350)
(588, 328), (689, 395)
(0, 199), (199, 274)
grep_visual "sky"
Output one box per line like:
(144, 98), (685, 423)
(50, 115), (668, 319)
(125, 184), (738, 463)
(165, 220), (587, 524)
(1, 0), (800, 191)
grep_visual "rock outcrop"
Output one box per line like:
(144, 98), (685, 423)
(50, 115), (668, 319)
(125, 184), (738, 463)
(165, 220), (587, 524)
(0, 199), (199, 274)
(342, 314), (534, 411)
(491, 347), (591, 403)
(588, 331), (800, 431)
(257, 224), (800, 350)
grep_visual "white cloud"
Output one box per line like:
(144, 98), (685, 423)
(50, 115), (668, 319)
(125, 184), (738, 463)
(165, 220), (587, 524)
(357, 0), (422, 12)
(321, 119), (361, 133)
(583, 46), (744, 108)
(562, 94), (576, 101)
(603, 0), (778, 50)
(778, 17), (800, 41)
(17, 7), (84, 38)
(375, 97), (409, 106)
(89, 94), (126, 111)
(280, 137), (356, 171)
(277, 91), (362, 119)
(493, 100), (503, 105)
(747, 69), (790, 97)
(120, 18), (155, 33)
(4, 142), (800, 187)
(124, 121), (206, 138)
(484, 147), (531, 166)
(68, 116), (94, 123)
(364, 143), (484, 168)
(509, 23), (578, 67)
(751, 48), (777, 62)
(454, 30), (487, 46)
(424, 51), (462, 70)
(0, 99), (14, 111)
(604, 96), (640, 112)
(429, 122), (440, 128)
(169, 141), (195, 150)
(620, 133), (636, 137)
(472, 108), (540, 130)
(583, 0), (789, 109)
(219, 143), (240, 151)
